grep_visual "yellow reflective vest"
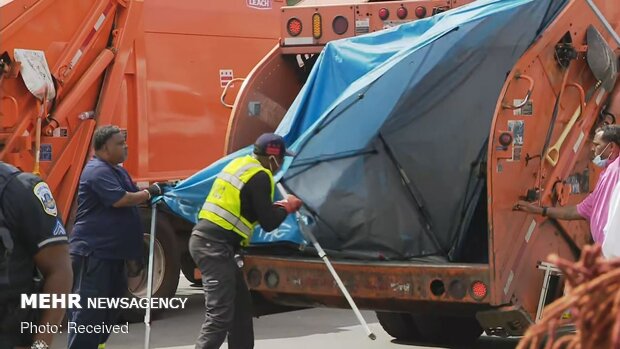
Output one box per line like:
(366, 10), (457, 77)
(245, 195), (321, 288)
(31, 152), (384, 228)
(198, 155), (274, 245)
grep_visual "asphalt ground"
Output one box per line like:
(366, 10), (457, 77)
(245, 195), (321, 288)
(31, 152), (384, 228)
(49, 278), (520, 349)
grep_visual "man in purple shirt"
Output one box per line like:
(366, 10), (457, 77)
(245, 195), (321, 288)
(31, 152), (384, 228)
(514, 125), (620, 244)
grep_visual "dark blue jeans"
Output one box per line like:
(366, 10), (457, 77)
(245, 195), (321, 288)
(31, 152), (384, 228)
(68, 255), (127, 349)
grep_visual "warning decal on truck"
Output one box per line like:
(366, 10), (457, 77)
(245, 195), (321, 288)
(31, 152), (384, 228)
(355, 18), (370, 34)
(507, 120), (524, 161)
(220, 69), (234, 88)
(40, 144), (52, 161)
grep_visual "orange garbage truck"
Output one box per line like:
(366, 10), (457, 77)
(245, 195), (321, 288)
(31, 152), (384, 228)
(186, 0), (619, 345)
(2, 0), (620, 346)
(0, 0), (462, 321)
(0, 0), (284, 317)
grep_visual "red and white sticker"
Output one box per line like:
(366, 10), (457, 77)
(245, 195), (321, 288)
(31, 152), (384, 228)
(52, 127), (69, 138)
(247, 0), (271, 10)
(70, 1), (115, 69)
(220, 69), (234, 88)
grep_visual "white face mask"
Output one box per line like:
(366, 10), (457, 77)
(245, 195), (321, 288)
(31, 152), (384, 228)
(268, 155), (281, 173)
(592, 143), (611, 168)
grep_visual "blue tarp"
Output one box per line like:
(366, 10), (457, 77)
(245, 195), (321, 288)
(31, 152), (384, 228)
(160, 0), (566, 258)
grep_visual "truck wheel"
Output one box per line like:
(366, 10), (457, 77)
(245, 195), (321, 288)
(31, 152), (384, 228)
(377, 312), (482, 345)
(181, 252), (201, 285)
(412, 315), (483, 346)
(121, 216), (180, 323)
(376, 312), (421, 341)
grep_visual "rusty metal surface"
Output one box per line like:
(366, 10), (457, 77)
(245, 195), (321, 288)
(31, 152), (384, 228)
(226, 46), (305, 152)
(487, 0), (620, 317)
(244, 255), (491, 312)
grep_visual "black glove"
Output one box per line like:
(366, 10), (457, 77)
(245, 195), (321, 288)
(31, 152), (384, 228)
(146, 182), (164, 197)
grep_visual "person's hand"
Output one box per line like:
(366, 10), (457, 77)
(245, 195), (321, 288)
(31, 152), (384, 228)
(274, 194), (303, 214)
(513, 200), (541, 214)
(146, 182), (164, 197)
(286, 195), (302, 211)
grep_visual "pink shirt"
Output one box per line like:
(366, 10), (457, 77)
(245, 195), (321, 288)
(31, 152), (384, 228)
(577, 157), (620, 243)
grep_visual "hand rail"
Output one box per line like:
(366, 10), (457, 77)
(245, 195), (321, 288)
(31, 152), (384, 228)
(220, 78), (246, 109)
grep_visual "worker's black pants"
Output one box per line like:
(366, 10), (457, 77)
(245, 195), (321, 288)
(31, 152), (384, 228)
(190, 233), (253, 349)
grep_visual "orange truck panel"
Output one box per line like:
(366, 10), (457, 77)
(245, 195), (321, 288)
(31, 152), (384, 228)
(488, 0), (620, 310)
(227, 0), (473, 153)
(0, 0), (283, 222)
(123, 0), (284, 181)
(0, 0), (131, 222)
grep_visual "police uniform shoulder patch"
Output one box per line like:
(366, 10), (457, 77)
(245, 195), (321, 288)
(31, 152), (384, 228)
(53, 219), (66, 236)
(33, 182), (57, 217)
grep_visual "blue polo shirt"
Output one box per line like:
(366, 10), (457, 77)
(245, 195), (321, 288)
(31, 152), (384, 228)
(69, 157), (143, 260)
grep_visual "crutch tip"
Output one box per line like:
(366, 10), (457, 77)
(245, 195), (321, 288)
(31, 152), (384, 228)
(368, 333), (377, 340)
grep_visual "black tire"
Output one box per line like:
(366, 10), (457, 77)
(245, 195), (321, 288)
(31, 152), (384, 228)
(181, 252), (201, 285)
(412, 315), (483, 346)
(376, 312), (421, 341)
(120, 215), (180, 323)
(377, 312), (482, 346)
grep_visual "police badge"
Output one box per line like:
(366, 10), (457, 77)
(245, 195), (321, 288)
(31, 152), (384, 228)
(33, 182), (58, 216)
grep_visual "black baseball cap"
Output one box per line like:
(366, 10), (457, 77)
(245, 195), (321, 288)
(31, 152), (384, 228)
(253, 133), (296, 157)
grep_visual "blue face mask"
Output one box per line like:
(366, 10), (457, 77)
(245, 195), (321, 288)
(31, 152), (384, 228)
(592, 143), (611, 168)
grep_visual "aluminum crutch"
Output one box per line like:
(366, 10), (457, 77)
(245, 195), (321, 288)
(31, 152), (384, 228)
(276, 183), (376, 340)
(144, 204), (157, 349)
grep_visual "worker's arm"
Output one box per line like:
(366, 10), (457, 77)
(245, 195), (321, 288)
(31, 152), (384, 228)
(112, 190), (151, 208)
(89, 167), (161, 208)
(6, 174), (72, 347)
(113, 182), (163, 207)
(246, 172), (288, 232)
(514, 200), (585, 220)
(114, 183), (163, 207)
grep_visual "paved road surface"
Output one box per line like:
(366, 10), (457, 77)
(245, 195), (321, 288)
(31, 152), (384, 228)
(51, 278), (520, 349)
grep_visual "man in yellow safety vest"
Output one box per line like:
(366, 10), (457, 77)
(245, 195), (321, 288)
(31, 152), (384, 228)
(190, 133), (302, 349)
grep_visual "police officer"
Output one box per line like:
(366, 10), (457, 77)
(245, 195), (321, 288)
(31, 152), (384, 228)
(0, 162), (72, 349)
(190, 133), (302, 349)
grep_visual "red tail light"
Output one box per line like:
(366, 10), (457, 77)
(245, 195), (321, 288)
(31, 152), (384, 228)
(397, 6), (408, 19)
(471, 281), (488, 300)
(378, 8), (389, 20)
(287, 17), (303, 36)
(415, 6), (427, 18)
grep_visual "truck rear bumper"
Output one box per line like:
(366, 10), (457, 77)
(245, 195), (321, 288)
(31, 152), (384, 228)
(244, 255), (493, 313)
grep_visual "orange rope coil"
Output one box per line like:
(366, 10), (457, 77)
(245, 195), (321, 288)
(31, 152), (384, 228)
(518, 245), (620, 349)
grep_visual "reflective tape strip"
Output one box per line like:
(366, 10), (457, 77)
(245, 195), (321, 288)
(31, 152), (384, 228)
(201, 202), (252, 237)
(216, 162), (262, 190)
(217, 172), (245, 190)
(233, 163), (262, 177)
(70, 49), (83, 68)
(37, 236), (68, 248)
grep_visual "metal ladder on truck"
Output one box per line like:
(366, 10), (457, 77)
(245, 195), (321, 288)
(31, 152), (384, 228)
(535, 261), (566, 322)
